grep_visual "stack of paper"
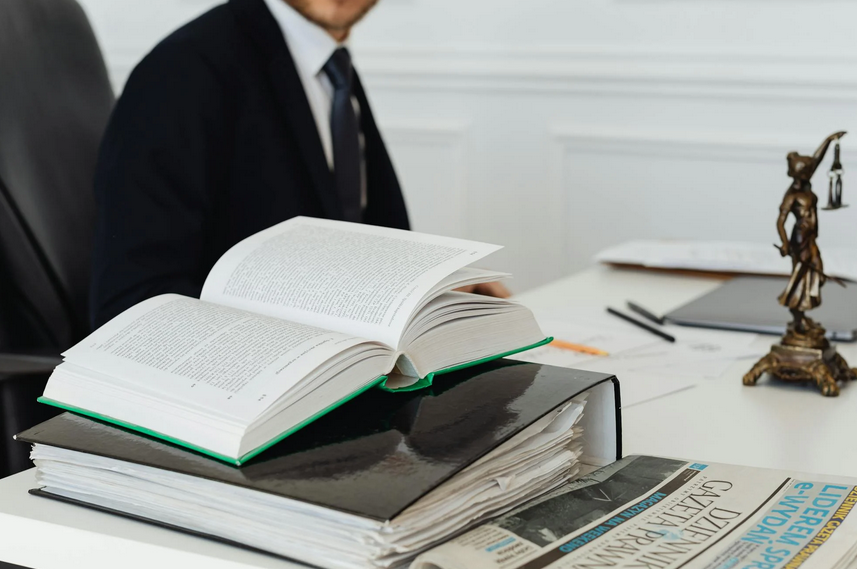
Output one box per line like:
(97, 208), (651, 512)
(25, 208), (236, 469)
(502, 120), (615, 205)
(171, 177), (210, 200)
(596, 239), (857, 282)
(30, 398), (586, 569)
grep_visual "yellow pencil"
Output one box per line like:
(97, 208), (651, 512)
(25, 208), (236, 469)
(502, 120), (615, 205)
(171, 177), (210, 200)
(549, 339), (609, 356)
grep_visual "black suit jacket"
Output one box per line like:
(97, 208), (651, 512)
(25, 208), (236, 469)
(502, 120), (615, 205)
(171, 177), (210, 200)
(90, 0), (409, 329)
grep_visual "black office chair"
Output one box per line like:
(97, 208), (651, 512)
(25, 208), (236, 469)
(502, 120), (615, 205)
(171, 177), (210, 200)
(0, 0), (114, 476)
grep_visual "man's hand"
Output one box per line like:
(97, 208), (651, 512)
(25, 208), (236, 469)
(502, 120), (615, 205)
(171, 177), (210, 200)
(778, 243), (790, 257)
(455, 281), (511, 298)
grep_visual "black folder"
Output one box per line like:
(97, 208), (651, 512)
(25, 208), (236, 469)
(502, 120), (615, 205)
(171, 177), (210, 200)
(18, 360), (621, 522)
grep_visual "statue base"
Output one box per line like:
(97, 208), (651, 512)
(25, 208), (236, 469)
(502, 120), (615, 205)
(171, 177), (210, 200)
(743, 318), (857, 396)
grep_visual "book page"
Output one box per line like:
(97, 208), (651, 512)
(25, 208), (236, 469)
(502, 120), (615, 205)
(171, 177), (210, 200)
(200, 217), (501, 347)
(57, 295), (377, 422)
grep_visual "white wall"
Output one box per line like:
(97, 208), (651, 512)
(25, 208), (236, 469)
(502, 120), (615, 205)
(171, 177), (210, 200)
(77, 0), (857, 293)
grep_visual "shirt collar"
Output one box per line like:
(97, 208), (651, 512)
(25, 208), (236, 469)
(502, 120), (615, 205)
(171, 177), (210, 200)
(262, 0), (344, 79)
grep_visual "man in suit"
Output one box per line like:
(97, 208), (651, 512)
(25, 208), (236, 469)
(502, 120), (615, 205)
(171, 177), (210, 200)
(90, 0), (506, 329)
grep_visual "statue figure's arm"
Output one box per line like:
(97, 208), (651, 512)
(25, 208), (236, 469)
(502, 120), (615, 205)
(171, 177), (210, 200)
(807, 131), (847, 179)
(776, 194), (794, 257)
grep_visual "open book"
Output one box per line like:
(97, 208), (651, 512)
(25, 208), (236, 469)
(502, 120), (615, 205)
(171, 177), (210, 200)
(40, 218), (548, 465)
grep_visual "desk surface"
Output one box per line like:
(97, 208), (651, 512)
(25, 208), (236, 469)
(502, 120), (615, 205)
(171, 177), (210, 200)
(2, 265), (855, 569)
(0, 468), (303, 569)
(515, 266), (857, 478)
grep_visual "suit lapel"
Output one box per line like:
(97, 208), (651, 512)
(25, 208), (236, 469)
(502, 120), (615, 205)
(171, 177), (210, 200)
(229, 0), (341, 220)
(352, 71), (410, 230)
(268, 53), (342, 220)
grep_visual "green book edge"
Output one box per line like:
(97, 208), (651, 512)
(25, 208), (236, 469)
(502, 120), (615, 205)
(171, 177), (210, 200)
(37, 337), (551, 466)
(38, 374), (387, 467)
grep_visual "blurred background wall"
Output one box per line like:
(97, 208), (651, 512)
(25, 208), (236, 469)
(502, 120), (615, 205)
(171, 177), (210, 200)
(77, 0), (857, 292)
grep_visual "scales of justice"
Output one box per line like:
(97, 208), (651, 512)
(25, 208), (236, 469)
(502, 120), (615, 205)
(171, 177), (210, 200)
(744, 131), (857, 396)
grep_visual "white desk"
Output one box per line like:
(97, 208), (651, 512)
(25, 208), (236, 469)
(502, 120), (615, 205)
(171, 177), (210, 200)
(515, 266), (857, 477)
(2, 265), (855, 569)
(0, 468), (303, 569)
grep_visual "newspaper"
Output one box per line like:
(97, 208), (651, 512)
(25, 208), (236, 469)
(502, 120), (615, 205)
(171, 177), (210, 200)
(411, 455), (857, 569)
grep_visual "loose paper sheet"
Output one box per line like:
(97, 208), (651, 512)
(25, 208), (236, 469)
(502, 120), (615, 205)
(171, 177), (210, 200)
(509, 308), (762, 407)
(596, 239), (857, 282)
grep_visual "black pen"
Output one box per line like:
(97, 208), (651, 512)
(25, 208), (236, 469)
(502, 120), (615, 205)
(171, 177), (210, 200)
(626, 301), (665, 325)
(606, 307), (676, 343)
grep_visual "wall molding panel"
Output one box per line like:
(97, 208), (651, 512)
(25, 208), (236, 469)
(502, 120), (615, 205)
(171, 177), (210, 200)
(378, 121), (471, 241)
(549, 128), (857, 274)
(105, 43), (857, 103)
(355, 46), (857, 103)
(549, 129), (857, 166)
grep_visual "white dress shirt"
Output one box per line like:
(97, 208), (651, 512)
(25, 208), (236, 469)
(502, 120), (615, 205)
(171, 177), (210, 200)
(262, 0), (337, 168)
(262, 0), (367, 210)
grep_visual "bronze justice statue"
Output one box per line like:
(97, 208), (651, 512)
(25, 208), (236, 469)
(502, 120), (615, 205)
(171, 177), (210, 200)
(744, 131), (857, 396)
